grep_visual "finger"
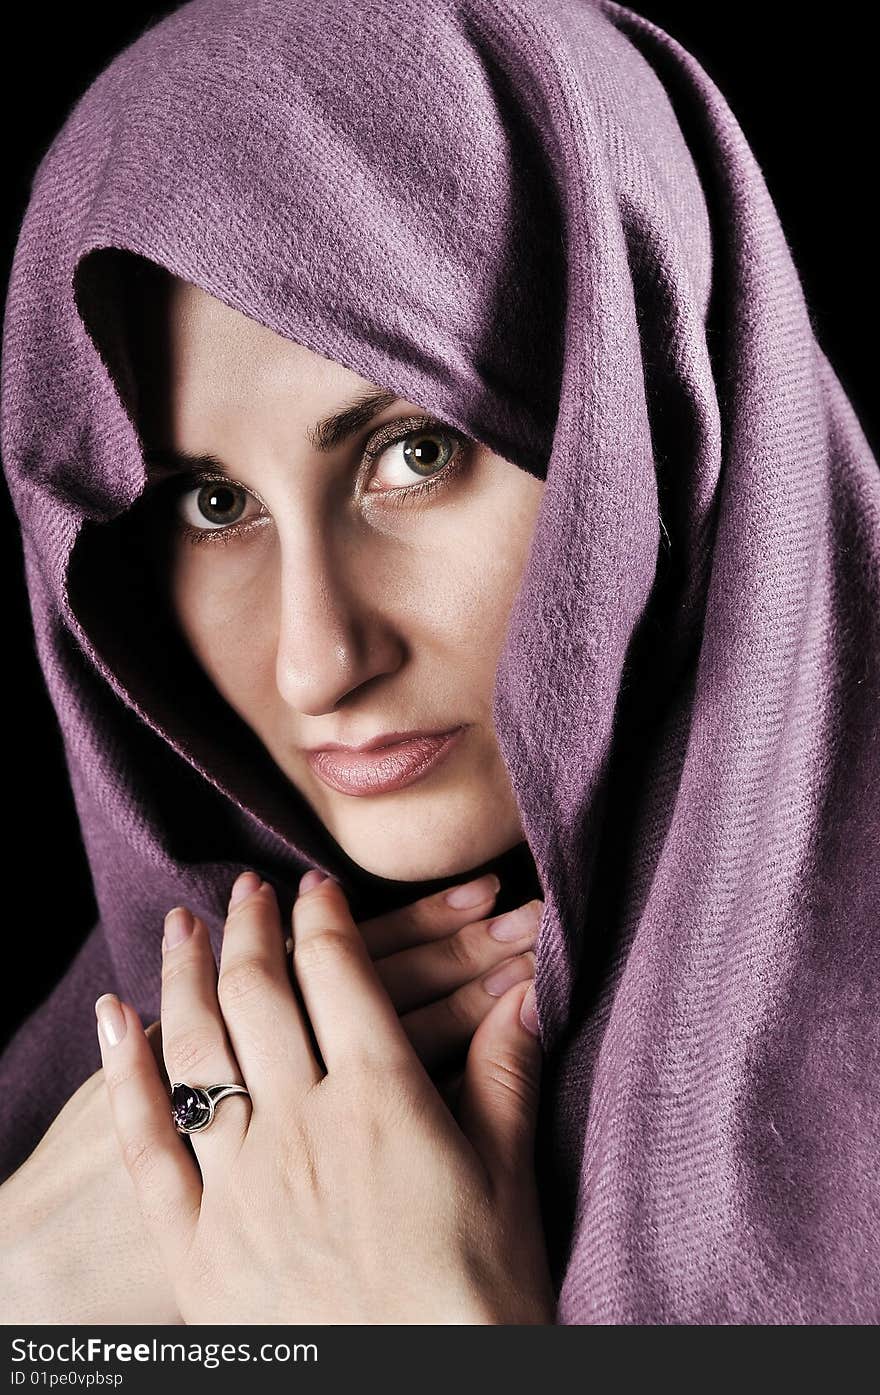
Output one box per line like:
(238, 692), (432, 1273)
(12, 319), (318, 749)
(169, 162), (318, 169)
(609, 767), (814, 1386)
(357, 873), (502, 958)
(401, 951), (536, 1074)
(218, 876), (323, 1103)
(160, 902), (251, 1157)
(291, 874), (416, 1074)
(455, 979), (544, 1189)
(95, 993), (200, 1278)
(375, 899), (542, 1014)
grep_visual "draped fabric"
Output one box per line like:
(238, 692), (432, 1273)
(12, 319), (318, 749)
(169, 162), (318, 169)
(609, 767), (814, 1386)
(1, 0), (877, 1321)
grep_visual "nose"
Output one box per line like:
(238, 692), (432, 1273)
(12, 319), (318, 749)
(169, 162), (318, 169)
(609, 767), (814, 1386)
(273, 526), (403, 716)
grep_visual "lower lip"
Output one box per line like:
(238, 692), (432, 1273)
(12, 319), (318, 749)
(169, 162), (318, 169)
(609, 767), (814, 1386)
(306, 727), (466, 797)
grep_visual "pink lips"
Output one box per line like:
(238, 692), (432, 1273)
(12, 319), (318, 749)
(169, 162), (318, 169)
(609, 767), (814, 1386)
(306, 727), (466, 796)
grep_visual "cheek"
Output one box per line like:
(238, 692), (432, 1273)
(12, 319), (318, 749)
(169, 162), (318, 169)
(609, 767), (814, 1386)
(420, 513), (533, 678)
(169, 550), (278, 707)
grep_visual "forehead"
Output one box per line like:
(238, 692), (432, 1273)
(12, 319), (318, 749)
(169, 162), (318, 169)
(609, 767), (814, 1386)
(128, 267), (386, 439)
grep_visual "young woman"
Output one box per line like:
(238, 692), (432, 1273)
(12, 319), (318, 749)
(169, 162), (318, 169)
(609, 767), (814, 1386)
(1, 0), (877, 1323)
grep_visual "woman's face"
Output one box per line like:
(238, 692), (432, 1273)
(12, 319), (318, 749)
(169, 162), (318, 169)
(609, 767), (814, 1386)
(136, 273), (545, 882)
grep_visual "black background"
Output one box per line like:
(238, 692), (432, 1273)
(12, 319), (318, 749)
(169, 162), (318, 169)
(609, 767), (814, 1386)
(1, 4), (876, 1048)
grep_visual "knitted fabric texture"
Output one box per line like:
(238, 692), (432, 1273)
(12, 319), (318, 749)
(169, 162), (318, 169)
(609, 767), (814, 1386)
(1, 0), (878, 1322)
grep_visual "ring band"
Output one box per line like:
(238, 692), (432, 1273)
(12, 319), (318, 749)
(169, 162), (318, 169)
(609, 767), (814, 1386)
(171, 1080), (251, 1134)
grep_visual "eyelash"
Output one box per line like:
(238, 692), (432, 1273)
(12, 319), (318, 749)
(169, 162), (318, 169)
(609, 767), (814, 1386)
(166, 416), (472, 548)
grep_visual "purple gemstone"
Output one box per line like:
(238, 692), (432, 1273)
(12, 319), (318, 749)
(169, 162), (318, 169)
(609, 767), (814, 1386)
(171, 1083), (210, 1132)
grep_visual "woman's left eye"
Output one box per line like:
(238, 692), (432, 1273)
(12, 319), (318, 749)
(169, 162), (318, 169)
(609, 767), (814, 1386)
(363, 423), (469, 502)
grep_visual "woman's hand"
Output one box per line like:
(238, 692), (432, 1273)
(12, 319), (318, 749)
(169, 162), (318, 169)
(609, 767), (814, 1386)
(0, 1023), (183, 1325)
(95, 871), (555, 1324)
(0, 872), (540, 1325)
(313, 872), (542, 1110)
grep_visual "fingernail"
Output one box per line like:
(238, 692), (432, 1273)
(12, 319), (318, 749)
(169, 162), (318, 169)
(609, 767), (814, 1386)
(95, 993), (127, 1047)
(299, 869), (329, 894)
(163, 906), (194, 949)
(229, 870), (262, 911)
(520, 982), (540, 1037)
(487, 900), (543, 942)
(445, 873), (501, 909)
(483, 952), (535, 997)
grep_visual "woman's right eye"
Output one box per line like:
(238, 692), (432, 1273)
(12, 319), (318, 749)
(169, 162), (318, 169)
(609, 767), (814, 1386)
(172, 476), (268, 544)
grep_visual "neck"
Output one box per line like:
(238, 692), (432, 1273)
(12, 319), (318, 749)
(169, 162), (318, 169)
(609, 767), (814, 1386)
(333, 836), (543, 924)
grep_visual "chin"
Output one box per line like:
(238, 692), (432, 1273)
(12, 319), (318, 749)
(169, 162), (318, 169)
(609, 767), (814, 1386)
(339, 845), (477, 883)
(325, 795), (523, 884)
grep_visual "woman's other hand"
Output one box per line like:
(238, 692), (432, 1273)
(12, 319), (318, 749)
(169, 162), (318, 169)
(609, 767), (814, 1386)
(295, 873), (543, 1112)
(96, 872), (555, 1324)
(0, 1022), (182, 1325)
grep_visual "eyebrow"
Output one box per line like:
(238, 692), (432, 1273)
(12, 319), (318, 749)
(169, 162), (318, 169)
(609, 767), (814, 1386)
(143, 388), (400, 477)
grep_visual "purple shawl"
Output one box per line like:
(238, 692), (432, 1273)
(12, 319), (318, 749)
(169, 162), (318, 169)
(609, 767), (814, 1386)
(2, 0), (878, 1323)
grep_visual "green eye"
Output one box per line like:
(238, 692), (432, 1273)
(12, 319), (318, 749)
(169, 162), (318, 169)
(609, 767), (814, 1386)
(363, 420), (470, 502)
(172, 477), (265, 539)
(192, 480), (249, 527)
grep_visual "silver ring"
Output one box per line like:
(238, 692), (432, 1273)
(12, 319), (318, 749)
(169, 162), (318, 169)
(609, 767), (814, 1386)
(170, 1081), (251, 1134)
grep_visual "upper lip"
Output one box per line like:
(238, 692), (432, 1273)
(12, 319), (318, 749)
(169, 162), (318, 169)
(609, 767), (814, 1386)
(306, 726), (463, 754)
